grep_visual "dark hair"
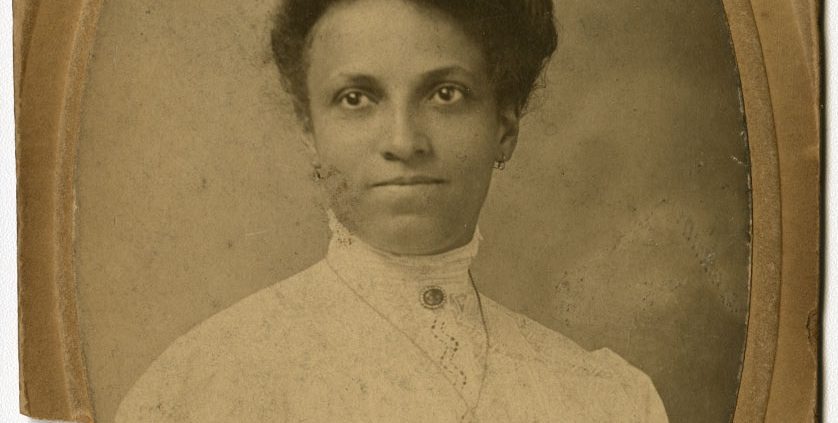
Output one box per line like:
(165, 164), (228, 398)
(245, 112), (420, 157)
(271, 0), (558, 123)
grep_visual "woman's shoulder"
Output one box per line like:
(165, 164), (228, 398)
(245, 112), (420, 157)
(480, 296), (669, 422)
(164, 260), (341, 349)
(479, 295), (608, 369)
(115, 260), (342, 422)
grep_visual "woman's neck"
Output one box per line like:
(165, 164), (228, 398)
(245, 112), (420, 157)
(325, 211), (480, 284)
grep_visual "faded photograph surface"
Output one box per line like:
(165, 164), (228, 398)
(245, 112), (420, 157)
(74, 0), (751, 422)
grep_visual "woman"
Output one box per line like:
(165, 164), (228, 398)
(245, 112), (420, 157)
(116, 0), (668, 421)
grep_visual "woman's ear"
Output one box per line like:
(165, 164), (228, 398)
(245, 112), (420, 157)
(296, 105), (321, 165)
(302, 129), (321, 167)
(497, 105), (520, 161)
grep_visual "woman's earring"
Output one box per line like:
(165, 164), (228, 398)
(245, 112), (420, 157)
(494, 155), (507, 170)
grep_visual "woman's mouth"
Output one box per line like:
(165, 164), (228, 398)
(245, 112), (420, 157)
(371, 176), (448, 187)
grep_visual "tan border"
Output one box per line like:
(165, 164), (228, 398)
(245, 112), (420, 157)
(723, 0), (783, 420)
(15, 0), (102, 421)
(14, 0), (819, 421)
(751, 0), (821, 420)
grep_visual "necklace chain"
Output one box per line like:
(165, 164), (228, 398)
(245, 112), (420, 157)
(324, 260), (490, 418)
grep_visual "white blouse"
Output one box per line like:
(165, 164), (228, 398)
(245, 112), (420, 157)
(116, 218), (668, 422)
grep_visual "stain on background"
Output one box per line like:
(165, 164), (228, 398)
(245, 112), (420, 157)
(75, 1), (750, 422)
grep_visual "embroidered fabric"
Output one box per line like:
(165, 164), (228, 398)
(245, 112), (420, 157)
(325, 212), (488, 409)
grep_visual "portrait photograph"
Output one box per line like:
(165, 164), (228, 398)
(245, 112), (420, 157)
(13, 0), (821, 422)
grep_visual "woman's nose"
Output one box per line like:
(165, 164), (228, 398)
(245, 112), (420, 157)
(379, 106), (432, 162)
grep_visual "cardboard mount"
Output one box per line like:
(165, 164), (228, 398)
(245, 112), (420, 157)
(14, 0), (820, 421)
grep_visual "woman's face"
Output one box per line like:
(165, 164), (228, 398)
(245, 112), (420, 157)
(304, 0), (519, 255)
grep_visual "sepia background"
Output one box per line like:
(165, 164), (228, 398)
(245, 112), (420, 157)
(74, 0), (751, 422)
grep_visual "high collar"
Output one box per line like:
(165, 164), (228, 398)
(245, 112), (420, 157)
(325, 212), (480, 285)
(323, 212), (488, 410)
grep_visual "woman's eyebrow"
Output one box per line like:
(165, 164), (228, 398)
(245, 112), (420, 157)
(420, 65), (476, 82)
(332, 73), (380, 88)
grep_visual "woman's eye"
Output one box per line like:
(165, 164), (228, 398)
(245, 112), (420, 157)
(339, 91), (373, 109)
(430, 86), (465, 105)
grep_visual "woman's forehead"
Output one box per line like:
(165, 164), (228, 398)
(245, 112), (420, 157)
(306, 0), (488, 84)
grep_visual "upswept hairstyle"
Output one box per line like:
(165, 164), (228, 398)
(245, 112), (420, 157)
(270, 0), (558, 123)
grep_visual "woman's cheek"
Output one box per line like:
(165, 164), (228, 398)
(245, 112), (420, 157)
(450, 129), (498, 171)
(316, 120), (371, 169)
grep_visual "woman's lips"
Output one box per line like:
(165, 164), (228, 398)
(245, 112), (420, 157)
(371, 176), (447, 187)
